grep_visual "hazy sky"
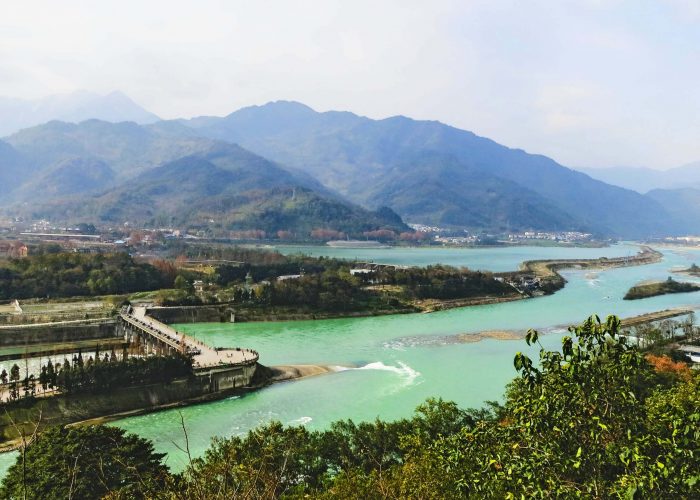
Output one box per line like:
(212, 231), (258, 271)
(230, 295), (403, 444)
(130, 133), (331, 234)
(1, 0), (699, 169)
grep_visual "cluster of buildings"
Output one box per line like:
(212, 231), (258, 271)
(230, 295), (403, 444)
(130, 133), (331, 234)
(660, 236), (700, 246)
(408, 223), (448, 233)
(496, 274), (544, 295)
(507, 231), (593, 243)
(433, 235), (481, 245)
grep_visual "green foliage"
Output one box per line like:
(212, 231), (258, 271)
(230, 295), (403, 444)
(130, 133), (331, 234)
(0, 251), (173, 300)
(624, 277), (700, 300)
(173, 398), (482, 498)
(396, 315), (700, 498)
(48, 354), (193, 395)
(0, 426), (168, 499)
(374, 265), (513, 300)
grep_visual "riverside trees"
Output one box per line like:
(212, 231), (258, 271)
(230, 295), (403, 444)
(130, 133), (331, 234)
(1, 315), (698, 498)
(0, 355), (193, 404)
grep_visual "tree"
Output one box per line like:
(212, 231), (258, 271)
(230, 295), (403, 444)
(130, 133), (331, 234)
(0, 426), (168, 499)
(39, 366), (48, 392)
(174, 275), (191, 291)
(390, 315), (699, 498)
(9, 364), (20, 400)
(46, 361), (55, 390)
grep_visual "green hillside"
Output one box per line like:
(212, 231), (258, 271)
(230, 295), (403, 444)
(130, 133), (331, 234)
(5, 119), (213, 179)
(11, 157), (116, 201)
(28, 147), (408, 237)
(181, 101), (680, 237)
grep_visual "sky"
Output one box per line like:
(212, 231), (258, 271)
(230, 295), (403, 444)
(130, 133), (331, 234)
(1, 0), (699, 169)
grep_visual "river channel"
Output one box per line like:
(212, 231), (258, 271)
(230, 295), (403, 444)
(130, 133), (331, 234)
(2, 243), (700, 475)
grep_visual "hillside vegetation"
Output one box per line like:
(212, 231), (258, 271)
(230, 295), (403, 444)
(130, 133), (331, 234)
(3, 125), (407, 237)
(180, 101), (681, 237)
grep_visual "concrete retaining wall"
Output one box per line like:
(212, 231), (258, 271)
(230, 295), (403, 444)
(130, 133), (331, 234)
(0, 362), (267, 443)
(147, 304), (233, 324)
(0, 321), (119, 347)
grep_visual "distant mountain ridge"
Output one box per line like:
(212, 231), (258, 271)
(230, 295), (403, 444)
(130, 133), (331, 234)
(5, 119), (220, 179)
(176, 100), (678, 238)
(3, 98), (700, 238)
(0, 122), (407, 236)
(579, 163), (700, 194)
(0, 90), (160, 137)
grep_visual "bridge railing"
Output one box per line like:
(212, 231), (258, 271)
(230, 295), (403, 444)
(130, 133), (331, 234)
(119, 313), (183, 352)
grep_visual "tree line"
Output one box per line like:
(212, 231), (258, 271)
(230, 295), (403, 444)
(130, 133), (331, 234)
(1, 353), (192, 403)
(370, 265), (513, 300)
(0, 251), (174, 299)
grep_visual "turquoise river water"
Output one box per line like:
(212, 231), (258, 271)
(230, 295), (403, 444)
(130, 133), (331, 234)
(2, 243), (700, 475)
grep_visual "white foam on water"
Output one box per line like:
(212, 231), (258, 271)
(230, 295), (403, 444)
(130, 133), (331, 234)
(356, 361), (421, 385)
(329, 365), (352, 372)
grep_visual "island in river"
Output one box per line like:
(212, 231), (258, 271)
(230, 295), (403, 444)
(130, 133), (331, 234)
(624, 276), (700, 300)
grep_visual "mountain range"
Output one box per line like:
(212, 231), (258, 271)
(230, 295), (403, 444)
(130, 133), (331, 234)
(175, 101), (682, 237)
(0, 90), (159, 137)
(579, 163), (700, 194)
(0, 121), (406, 236)
(2, 94), (700, 238)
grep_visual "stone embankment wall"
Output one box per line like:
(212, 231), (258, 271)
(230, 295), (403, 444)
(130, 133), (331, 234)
(0, 362), (269, 444)
(147, 304), (233, 324)
(0, 320), (118, 347)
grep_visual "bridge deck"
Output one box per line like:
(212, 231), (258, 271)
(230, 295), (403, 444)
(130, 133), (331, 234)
(123, 307), (257, 369)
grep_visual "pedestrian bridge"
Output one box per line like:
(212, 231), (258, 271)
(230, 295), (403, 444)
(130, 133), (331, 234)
(118, 306), (259, 371)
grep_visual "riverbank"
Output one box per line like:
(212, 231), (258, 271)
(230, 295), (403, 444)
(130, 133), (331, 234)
(0, 362), (336, 451)
(510, 245), (662, 293)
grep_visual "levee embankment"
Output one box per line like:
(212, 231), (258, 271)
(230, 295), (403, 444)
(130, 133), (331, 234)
(0, 319), (119, 347)
(0, 361), (334, 448)
(147, 303), (416, 324)
(521, 245), (660, 276)
(500, 246), (663, 294)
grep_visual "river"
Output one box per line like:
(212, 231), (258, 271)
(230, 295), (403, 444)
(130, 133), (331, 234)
(1, 243), (699, 475)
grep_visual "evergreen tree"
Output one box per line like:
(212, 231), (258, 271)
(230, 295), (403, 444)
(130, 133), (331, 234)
(0, 426), (168, 499)
(39, 366), (48, 392)
(9, 364), (20, 400)
(46, 360), (55, 389)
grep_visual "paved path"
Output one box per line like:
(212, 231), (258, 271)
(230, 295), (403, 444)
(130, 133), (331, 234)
(126, 307), (256, 368)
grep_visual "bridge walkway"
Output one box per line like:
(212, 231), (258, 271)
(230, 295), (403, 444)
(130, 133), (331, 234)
(120, 306), (258, 369)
